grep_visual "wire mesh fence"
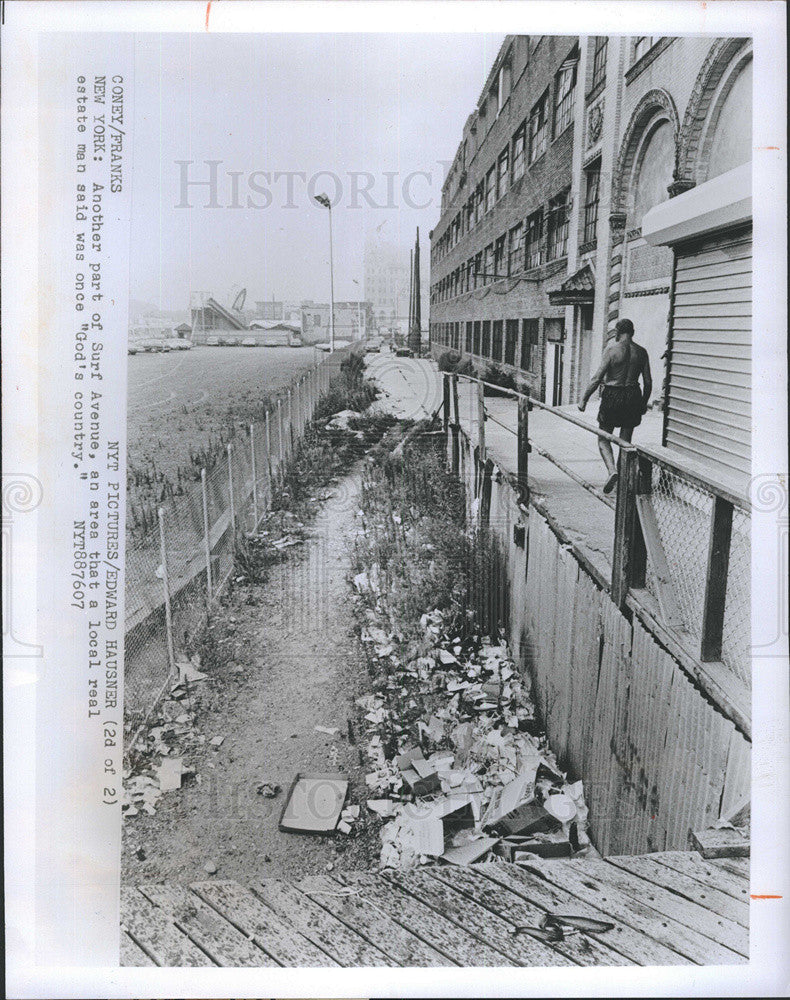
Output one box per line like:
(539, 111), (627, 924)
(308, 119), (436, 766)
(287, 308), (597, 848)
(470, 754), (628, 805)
(123, 350), (342, 739)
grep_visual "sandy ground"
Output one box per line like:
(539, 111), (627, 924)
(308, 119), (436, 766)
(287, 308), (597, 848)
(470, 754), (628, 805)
(122, 468), (381, 885)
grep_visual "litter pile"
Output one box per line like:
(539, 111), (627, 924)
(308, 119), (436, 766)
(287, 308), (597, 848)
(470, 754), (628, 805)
(354, 607), (595, 870)
(123, 655), (212, 818)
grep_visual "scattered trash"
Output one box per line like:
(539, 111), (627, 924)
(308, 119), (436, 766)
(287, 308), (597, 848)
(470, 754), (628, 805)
(156, 757), (184, 792)
(315, 725), (341, 737)
(210, 735), (225, 747)
(278, 772), (349, 834)
(256, 782), (281, 798)
(203, 860), (218, 875)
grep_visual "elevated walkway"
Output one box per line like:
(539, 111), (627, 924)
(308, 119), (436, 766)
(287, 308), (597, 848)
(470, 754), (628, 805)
(121, 851), (749, 967)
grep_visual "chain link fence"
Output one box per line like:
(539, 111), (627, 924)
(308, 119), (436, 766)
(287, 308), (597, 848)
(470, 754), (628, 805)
(645, 463), (750, 688)
(124, 351), (348, 741)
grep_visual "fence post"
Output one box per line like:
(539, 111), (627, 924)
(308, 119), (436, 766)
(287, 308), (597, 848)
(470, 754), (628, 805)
(611, 447), (640, 608)
(201, 467), (213, 603)
(227, 442), (235, 540)
(451, 373), (460, 425)
(277, 397), (284, 471)
(443, 373), (450, 434)
(158, 507), (176, 675)
(287, 388), (294, 452)
(250, 423), (259, 530)
(701, 496), (734, 662)
(265, 408), (273, 502)
(477, 377), (486, 465)
(517, 394), (531, 504)
(631, 454), (651, 590)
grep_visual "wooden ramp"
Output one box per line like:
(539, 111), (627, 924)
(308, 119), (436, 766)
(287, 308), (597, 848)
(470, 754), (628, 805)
(121, 851), (749, 967)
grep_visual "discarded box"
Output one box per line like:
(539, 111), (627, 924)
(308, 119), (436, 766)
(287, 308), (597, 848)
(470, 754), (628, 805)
(493, 800), (559, 837)
(513, 839), (573, 860)
(401, 767), (441, 796)
(278, 772), (349, 835)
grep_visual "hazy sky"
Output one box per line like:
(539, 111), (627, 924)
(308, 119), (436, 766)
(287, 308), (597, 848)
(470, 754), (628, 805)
(130, 32), (506, 313)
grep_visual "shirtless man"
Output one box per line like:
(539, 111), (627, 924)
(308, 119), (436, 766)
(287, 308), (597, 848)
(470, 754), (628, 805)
(578, 318), (652, 494)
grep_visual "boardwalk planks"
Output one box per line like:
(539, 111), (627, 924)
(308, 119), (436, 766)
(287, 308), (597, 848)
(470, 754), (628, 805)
(120, 887), (215, 967)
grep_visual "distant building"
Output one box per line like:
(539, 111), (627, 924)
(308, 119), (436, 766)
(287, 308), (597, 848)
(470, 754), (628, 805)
(247, 320), (303, 346)
(175, 323), (192, 339)
(364, 239), (409, 338)
(190, 296), (247, 343)
(300, 301), (376, 345)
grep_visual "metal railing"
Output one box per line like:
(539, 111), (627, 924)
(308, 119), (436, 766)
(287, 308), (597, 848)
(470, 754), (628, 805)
(124, 349), (351, 737)
(442, 371), (751, 712)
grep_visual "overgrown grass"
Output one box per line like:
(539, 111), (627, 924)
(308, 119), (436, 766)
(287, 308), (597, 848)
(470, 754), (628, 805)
(352, 435), (508, 643)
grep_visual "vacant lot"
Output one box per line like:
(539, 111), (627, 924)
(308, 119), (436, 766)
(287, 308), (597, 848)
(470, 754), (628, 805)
(127, 345), (320, 516)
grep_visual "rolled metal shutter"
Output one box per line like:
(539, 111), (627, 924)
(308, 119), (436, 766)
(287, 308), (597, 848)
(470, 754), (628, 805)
(665, 223), (751, 485)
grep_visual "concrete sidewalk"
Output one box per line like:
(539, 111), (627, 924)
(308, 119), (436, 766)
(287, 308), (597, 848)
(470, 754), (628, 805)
(366, 355), (662, 583)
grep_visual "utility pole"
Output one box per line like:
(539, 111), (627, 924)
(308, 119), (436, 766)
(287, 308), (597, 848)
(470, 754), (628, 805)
(409, 228), (421, 356)
(315, 193), (335, 352)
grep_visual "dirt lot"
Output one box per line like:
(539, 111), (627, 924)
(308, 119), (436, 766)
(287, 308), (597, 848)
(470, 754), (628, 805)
(127, 345), (320, 502)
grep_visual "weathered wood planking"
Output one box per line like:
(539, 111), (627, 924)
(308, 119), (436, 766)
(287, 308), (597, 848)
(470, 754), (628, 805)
(119, 930), (156, 967)
(192, 879), (338, 966)
(298, 873), (452, 967)
(477, 862), (692, 966)
(139, 883), (272, 967)
(560, 859), (748, 956)
(251, 878), (396, 966)
(120, 887), (215, 967)
(429, 863), (632, 967)
(383, 867), (575, 967)
(606, 855), (749, 927)
(523, 860), (745, 964)
(652, 852), (751, 903)
(337, 870), (508, 966)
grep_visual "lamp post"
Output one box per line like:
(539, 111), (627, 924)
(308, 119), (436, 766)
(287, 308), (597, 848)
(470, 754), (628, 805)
(351, 278), (364, 342)
(314, 193), (335, 353)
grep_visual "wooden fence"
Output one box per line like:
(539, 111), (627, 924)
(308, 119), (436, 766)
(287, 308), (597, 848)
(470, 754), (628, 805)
(453, 426), (750, 856)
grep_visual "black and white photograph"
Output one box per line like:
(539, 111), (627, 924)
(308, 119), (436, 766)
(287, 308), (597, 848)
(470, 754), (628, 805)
(2, 2), (788, 996)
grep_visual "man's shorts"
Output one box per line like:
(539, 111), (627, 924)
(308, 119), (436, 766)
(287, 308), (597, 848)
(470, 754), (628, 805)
(597, 384), (643, 429)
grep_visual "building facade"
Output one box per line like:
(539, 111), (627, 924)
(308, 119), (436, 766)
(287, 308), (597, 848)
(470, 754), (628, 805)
(430, 34), (752, 486)
(299, 300), (376, 345)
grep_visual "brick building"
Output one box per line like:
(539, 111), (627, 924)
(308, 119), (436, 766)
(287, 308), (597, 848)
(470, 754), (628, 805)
(430, 35), (752, 485)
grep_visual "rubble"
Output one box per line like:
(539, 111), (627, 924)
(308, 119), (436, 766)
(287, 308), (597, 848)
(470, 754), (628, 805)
(351, 604), (595, 870)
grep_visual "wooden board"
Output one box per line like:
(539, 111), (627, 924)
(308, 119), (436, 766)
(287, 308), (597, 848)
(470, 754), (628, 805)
(252, 878), (396, 966)
(338, 871), (510, 966)
(298, 873), (453, 967)
(558, 859), (748, 957)
(477, 861), (689, 966)
(120, 887), (215, 967)
(139, 883), (272, 967)
(383, 868), (574, 967)
(522, 860), (745, 964)
(709, 856), (751, 880)
(119, 930), (156, 967)
(192, 879), (338, 966)
(429, 863), (632, 967)
(606, 855), (749, 927)
(651, 851), (751, 903)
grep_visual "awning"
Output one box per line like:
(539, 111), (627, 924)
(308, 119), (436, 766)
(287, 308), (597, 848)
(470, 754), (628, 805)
(547, 263), (595, 305)
(642, 162), (751, 246)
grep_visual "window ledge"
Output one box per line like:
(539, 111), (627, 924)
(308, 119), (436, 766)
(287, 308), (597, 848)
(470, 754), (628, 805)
(625, 38), (674, 85)
(586, 78), (605, 103)
(552, 120), (574, 145)
(579, 238), (598, 255)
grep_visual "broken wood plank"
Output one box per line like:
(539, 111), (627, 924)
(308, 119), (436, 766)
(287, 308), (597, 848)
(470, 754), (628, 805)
(192, 879), (337, 966)
(477, 861), (689, 967)
(298, 873), (452, 966)
(139, 883), (272, 967)
(560, 859), (748, 957)
(383, 868), (575, 967)
(120, 887), (215, 967)
(692, 826), (750, 859)
(635, 496), (682, 628)
(119, 930), (156, 967)
(251, 878), (396, 966)
(709, 856), (751, 880)
(606, 855), (749, 928)
(338, 871), (505, 966)
(650, 851), (750, 903)
(429, 864), (631, 966)
(522, 860), (745, 964)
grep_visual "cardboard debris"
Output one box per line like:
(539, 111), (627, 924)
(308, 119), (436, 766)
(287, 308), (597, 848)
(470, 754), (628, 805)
(210, 735), (225, 747)
(278, 772), (349, 834)
(367, 799), (398, 818)
(156, 757), (184, 792)
(441, 835), (500, 866)
(315, 725), (340, 737)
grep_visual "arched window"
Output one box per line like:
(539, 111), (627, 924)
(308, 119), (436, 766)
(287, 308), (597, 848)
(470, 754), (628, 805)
(704, 57), (752, 181)
(630, 118), (675, 225)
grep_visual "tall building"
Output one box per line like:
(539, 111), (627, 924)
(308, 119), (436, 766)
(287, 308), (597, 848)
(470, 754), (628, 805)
(430, 34), (752, 490)
(363, 237), (410, 338)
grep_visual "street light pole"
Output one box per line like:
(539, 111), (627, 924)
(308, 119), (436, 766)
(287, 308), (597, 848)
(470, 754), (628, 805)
(315, 193), (335, 354)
